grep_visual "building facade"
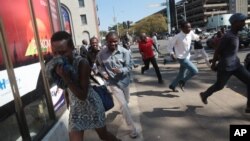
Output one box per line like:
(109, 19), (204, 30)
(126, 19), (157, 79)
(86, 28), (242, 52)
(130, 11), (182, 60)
(60, 0), (100, 48)
(174, 0), (250, 30)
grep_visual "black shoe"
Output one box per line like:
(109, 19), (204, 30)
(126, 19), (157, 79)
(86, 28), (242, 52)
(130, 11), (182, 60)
(158, 80), (164, 84)
(200, 92), (208, 104)
(141, 67), (144, 74)
(163, 59), (167, 65)
(169, 85), (178, 92)
(245, 107), (250, 113)
(178, 80), (185, 92)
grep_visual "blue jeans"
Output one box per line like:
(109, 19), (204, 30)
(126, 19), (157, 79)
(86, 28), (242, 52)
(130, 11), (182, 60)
(170, 58), (198, 88)
(203, 65), (250, 107)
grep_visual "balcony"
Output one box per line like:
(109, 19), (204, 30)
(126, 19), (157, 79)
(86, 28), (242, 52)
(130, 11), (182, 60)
(203, 3), (228, 8)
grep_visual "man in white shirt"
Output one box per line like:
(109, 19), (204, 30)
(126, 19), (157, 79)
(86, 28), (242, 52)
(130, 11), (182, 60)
(152, 32), (159, 58)
(168, 21), (199, 92)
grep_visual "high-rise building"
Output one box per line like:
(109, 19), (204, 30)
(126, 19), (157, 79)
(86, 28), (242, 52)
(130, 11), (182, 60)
(174, 0), (249, 29)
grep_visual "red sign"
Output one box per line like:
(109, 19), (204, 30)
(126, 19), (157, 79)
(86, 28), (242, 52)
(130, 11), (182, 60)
(0, 0), (58, 67)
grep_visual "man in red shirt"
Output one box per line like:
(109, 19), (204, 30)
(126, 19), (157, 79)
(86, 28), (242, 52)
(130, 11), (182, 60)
(138, 33), (163, 84)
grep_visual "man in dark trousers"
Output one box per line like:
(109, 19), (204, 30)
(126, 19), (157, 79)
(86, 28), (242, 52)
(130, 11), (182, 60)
(138, 32), (163, 84)
(200, 13), (250, 113)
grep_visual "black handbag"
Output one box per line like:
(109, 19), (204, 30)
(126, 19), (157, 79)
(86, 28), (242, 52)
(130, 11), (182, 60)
(92, 85), (114, 111)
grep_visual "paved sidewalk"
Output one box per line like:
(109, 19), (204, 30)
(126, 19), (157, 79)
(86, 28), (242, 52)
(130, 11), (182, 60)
(130, 52), (250, 141)
(84, 81), (143, 141)
(83, 44), (250, 141)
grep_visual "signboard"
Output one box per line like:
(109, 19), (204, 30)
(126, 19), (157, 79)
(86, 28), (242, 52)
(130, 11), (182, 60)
(0, 0), (64, 110)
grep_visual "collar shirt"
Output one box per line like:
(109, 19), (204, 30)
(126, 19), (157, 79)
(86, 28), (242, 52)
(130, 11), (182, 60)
(138, 37), (155, 59)
(152, 35), (159, 46)
(168, 31), (199, 59)
(97, 45), (132, 88)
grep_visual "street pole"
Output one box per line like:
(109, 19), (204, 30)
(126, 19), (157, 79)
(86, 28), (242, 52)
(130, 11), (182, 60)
(113, 7), (119, 36)
(183, 0), (186, 21)
(166, 0), (171, 34)
(175, 4), (178, 30)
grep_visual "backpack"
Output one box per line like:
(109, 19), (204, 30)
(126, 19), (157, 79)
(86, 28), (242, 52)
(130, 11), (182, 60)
(244, 53), (250, 71)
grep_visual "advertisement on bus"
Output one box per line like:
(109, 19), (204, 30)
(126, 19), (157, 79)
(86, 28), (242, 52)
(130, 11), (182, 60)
(0, 0), (64, 111)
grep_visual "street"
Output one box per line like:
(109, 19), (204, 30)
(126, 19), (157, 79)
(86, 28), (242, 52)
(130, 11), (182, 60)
(85, 39), (250, 141)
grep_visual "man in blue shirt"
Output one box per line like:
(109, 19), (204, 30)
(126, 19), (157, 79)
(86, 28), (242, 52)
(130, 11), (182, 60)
(97, 31), (138, 138)
(200, 13), (250, 113)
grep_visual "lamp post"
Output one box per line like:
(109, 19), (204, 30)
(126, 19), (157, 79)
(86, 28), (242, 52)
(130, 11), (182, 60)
(183, 0), (187, 21)
(175, 4), (178, 29)
(183, 1), (186, 21)
(166, 0), (171, 34)
(112, 7), (119, 35)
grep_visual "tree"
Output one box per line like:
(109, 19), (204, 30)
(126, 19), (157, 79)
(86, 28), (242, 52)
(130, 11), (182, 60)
(132, 13), (167, 36)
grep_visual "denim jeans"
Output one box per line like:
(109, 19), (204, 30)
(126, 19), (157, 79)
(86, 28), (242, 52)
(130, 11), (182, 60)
(170, 58), (198, 88)
(203, 65), (250, 107)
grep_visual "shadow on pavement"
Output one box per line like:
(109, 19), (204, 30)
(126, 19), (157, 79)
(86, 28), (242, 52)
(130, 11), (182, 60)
(131, 90), (179, 98)
(143, 105), (206, 118)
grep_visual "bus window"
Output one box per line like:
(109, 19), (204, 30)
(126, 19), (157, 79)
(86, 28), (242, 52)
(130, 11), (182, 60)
(0, 20), (22, 141)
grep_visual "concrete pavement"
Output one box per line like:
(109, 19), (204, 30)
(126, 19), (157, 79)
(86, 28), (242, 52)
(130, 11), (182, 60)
(84, 73), (144, 141)
(129, 43), (250, 141)
(84, 44), (250, 141)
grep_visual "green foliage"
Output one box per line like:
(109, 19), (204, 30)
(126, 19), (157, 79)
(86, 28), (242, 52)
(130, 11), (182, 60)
(133, 14), (167, 36)
(99, 13), (168, 38)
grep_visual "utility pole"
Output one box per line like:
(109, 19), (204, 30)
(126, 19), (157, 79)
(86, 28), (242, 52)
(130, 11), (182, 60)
(183, 0), (187, 21)
(175, 4), (178, 30)
(162, 0), (171, 34)
(113, 7), (119, 35)
(166, 0), (171, 34)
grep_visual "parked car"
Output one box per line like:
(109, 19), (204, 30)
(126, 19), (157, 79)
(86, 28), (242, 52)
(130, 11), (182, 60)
(206, 29), (250, 49)
(238, 29), (250, 48)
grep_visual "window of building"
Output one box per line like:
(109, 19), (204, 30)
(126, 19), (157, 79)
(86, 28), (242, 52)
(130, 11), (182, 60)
(61, 7), (72, 33)
(80, 14), (87, 25)
(78, 0), (85, 7)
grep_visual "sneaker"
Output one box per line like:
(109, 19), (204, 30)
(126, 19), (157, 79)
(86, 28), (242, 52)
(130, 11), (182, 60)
(169, 85), (179, 92)
(158, 80), (164, 84)
(129, 129), (138, 139)
(200, 92), (208, 104)
(178, 80), (185, 92)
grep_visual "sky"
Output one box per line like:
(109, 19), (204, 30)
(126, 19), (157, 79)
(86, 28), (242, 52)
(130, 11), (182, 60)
(97, 0), (171, 31)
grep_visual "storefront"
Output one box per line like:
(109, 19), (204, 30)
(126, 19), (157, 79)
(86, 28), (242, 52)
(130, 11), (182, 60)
(0, 0), (67, 140)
